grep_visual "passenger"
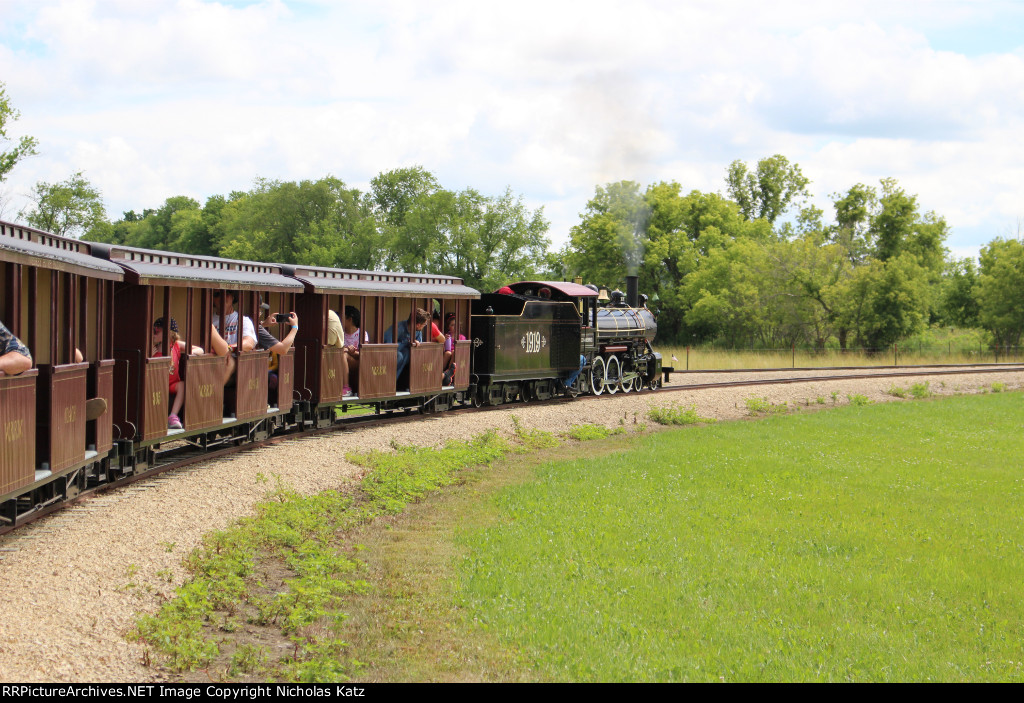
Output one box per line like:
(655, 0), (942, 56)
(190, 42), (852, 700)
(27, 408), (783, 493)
(563, 354), (587, 396)
(326, 309), (344, 349)
(538, 287), (552, 299)
(383, 307), (430, 385)
(0, 319), (32, 376)
(153, 317), (203, 430)
(428, 314), (445, 345)
(212, 290), (257, 385)
(255, 308), (299, 403)
(340, 306), (367, 397)
(442, 313), (465, 386)
(496, 286), (514, 295)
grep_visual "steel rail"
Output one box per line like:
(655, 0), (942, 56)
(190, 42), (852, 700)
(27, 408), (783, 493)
(2, 363), (1023, 539)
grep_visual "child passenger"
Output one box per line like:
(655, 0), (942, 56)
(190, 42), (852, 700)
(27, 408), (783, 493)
(340, 306), (368, 397)
(442, 313), (465, 386)
(153, 317), (203, 430)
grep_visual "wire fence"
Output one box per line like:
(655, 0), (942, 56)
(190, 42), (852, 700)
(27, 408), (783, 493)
(658, 344), (1024, 371)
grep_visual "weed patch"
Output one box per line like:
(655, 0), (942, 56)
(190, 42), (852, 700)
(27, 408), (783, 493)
(135, 431), (514, 681)
(909, 382), (932, 399)
(846, 393), (872, 406)
(511, 415), (559, 449)
(745, 397), (790, 415)
(565, 424), (612, 441)
(648, 404), (716, 426)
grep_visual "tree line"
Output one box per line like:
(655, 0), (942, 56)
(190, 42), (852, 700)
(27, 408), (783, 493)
(561, 158), (1023, 349)
(2, 81), (1021, 350)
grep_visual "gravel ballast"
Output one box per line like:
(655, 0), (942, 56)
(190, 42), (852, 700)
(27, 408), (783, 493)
(0, 366), (1021, 682)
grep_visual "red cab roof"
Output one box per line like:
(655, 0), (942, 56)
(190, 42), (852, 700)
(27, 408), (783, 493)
(509, 281), (598, 297)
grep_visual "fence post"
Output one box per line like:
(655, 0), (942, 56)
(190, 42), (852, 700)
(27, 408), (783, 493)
(894, 343), (898, 367)
(792, 342), (796, 369)
(686, 346), (690, 371)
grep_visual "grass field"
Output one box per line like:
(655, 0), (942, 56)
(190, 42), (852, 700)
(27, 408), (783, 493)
(457, 394), (1024, 681)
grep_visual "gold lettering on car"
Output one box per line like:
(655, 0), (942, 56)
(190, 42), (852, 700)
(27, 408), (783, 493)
(64, 406), (77, 424)
(422, 363), (432, 373)
(198, 384), (213, 398)
(283, 373), (290, 383)
(4, 419), (24, 442)
(327, 369), (336, 380)
(152, 391), (163, 407)
(371, 365), (386, 376)
(247, 378), (259, 391)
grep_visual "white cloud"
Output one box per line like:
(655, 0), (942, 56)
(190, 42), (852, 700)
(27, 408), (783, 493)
(0, 0), (1022, 257)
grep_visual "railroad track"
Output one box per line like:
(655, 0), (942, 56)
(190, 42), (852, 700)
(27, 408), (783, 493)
(1, 362), (1022, 542)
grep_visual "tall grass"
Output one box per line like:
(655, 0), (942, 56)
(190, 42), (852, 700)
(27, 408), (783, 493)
(658, 345), (1023, 370)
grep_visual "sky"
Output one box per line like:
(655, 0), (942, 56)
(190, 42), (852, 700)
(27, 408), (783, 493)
(1, 0), (1022, 260)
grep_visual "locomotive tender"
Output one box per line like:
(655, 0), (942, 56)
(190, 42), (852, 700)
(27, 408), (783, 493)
(0, 220), (659, 529)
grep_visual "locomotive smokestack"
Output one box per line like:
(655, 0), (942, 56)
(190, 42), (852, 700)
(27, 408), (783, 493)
(626, 275), (639, 308)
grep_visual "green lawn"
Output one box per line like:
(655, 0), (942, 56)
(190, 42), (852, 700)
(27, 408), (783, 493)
(458, 394), (1024, 681)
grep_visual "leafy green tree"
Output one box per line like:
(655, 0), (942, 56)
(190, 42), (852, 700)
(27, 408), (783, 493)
(976, 238), (1024, 347)
(566, 181), (649, 287)
(682, 238), (767, 347)
(830, 183), (877, 264)
(218, 177), (374, 266)
(859, 254), (931, 348)
(390, 184), (550, 291)
(871, 178), (919, 262)
(23, 171), (107, 237)
(0, 82), (38, 183)
(371, 166), (441, 271)
(725, 154), (809, 225)
(938, 257), (980, 328)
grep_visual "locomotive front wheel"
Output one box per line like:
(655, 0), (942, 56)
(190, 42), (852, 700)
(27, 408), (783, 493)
(649, 375), (662, 390)
(605, 355), (620, 395)
(590, 356), (606, 396)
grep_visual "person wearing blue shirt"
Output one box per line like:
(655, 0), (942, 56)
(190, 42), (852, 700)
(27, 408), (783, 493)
(384, 308), (430, 383)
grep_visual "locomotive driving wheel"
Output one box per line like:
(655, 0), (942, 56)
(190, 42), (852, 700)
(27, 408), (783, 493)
(648, 374), (662, 390)
(605, 355), (620, 395)
(620, 370), (635, 393)
(590, 356), (606, 396)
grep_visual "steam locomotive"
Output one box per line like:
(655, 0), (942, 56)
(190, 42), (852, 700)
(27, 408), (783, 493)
(471, 276), (662, 404)
(0, 220), (660, 529)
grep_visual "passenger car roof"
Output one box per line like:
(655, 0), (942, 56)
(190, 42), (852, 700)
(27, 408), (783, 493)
(88, 243), (302, 291)
(281, 264), (479, 299)
(0, 222), (124, 280)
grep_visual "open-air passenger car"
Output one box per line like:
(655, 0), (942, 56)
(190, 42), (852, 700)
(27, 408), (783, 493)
(0, 222), (123, 516)
(90, 244), (302, 466)
(281, 265), (478, 419)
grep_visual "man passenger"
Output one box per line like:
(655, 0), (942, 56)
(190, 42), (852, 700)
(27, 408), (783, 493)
(0, 319), (32, 376)
(212, 290), (257, 385)
(256, 306), (299, 404)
